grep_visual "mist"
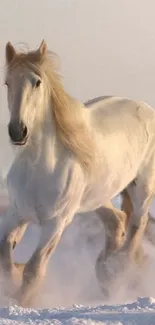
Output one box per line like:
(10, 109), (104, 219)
(0, 0), (155, 308)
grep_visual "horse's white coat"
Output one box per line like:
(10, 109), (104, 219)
(2, 40), (155, 306)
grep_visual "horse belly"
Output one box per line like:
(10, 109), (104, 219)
(80, 129), (148, 213)
(79, 166), (136, 213)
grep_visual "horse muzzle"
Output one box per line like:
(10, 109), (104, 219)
(8, 121), (28, 146)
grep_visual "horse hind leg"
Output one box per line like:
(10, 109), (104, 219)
(118, 175), (155, 294)
(95, 189), (145, 297)
(121, 188), (155, 263)
(95, 202), (128, 297)
(122, 166), (155, 263)
(95, 182), (152, 298)
(95, 189), (144, 264)
(120, 189), (146, 265)
(96, 202), (128, 255)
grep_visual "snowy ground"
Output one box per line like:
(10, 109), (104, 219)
(1, 297), (155, 324)
(0, 192), (155, 324)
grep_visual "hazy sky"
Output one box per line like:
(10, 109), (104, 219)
(0, 0), (155, 176)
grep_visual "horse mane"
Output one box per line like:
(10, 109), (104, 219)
(6, 47), (96, 175)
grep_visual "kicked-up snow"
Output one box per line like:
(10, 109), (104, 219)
(0, 190), (155, 324)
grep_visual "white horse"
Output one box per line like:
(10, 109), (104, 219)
(2, 39), (155, 306)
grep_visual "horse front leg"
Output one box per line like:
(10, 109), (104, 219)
(14, 218), (67, 307)
(15, 177), (84, 307)
(10, 222), (28, 283)
(16, 211), (81, 307)
(0, 207), (28, 295)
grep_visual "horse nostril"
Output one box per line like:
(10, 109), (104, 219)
(22, 124), (28, 139)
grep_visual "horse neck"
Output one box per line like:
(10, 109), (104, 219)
(19, 85), (91, 172)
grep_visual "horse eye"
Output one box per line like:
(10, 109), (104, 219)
(35, 79), (41, 88)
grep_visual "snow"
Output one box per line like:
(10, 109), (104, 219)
(0, 297), (155, 324)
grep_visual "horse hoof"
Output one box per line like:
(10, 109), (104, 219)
(95, 250), (128, 297)
(13, 290), (28, 307)
(13, 287), (38, 308)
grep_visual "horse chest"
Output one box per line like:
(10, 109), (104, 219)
(7, 160), (62, 223)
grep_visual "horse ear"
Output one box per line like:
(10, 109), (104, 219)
(37, 39), (47, 59)
(5, 42), (16, 64)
